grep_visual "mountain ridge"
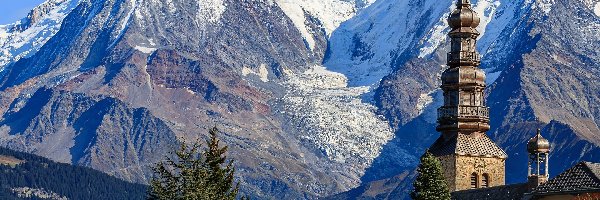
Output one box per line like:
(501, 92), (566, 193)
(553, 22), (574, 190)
(0, 0), (599, 199)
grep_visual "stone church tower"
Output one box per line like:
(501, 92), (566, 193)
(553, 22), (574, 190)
(428, 0), (507, 192)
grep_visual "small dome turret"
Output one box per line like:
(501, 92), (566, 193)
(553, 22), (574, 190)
(528, 129), (550, 153)
(448, 0), (481, 31)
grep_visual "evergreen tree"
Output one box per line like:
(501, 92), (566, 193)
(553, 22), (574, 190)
(410, 150), (451, 200)
(148, 127), (241, 200)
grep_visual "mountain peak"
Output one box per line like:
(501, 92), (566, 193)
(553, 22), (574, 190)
(1, 0), (600, 199)
(0, 0), (81, 68)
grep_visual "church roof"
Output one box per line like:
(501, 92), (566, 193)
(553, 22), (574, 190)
(450, 162), (600, 199)
(429, 133), (508, 158)
(451, 183), (528, 200)
(532, 162), (600, 195)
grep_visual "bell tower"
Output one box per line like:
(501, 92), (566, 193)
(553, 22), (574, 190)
(527, 129), (550, 190)
(428, 0), (507, 191)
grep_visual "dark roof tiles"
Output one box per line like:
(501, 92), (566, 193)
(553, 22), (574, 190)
(452, 162), (600, 199)
(429, 133), (508, 158)
(532, 162), (600, 194)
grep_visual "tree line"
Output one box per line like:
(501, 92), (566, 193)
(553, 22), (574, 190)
(0, 147), (147, 200)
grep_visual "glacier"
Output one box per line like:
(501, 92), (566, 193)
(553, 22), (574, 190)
(8, 0), (600, 199)
(279, 65), (394, 164)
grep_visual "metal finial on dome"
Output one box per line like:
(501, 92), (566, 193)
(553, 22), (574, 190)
(528, 129), (550, 153)
(448, 0), (481, 31)
(457, 0), (471, 6)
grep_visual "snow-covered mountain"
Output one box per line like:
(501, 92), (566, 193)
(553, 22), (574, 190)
(0, 0), (82, 68)
(331, 0), (600, 198)
(0, 0), (599, 199)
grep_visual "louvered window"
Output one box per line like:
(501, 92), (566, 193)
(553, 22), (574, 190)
(482, 174), (490, 188)
(470, 173), (478, 189)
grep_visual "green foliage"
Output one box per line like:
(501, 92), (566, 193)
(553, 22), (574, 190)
(0, 147), (147, 200)
(148, 127), (242, 200)
(410, 150), (451, 200)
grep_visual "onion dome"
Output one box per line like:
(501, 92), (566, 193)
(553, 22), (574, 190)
(448, 0), (481, 31)
(528, 129), (551, 153)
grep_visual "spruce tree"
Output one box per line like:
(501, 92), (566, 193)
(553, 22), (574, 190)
(410, 150), (451, 200)
(148, 127), (241, 200)
(204, 127), (239, 200)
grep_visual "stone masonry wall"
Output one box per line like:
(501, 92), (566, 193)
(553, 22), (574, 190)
(437, 154), (505, 191)
(438, 155), (458, 191)
(455, 155), (505, 191)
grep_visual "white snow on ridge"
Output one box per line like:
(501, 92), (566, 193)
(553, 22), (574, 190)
(275, 0), (372, 50)
(165, 0), (177, 13)
(0, 25), (10, 38)
(472, 0), (503, 48)
(529, 0), (555, 13)
(196, 0), (226, 24)
(477, 0), (523, 55)
(420, 0), (502, 58)
(133, 0), (225, 34)
(416, 91), (434, 115)
(242, 64), (270, 82)
(110, 0), (138, 48)
(420, 89), (444, 123)
(134, 46), (156, 54)
(418, 4), (455, 58)
(325, 0), (454, 87)
(595, 2), (600, 17)
(0, 0), (81, 68)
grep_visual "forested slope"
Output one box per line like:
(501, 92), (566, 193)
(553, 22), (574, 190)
(0, 147), (147, 200)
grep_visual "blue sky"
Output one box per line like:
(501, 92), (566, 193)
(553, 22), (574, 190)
(0, 0), (47, 24)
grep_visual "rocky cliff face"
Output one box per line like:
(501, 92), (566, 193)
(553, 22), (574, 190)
(486, 0), (600, 185)
(0, 0), (599, 199)
(0, 0), (388, 198)
(0, 88), (179, 182)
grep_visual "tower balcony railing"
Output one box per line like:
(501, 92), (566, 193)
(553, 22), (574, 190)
(438, 105), (489, 119)
(447, 51), (481, 65)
